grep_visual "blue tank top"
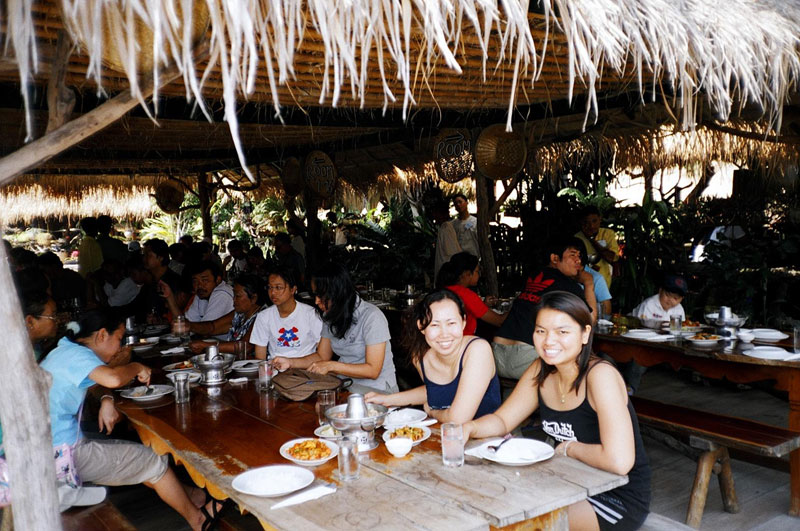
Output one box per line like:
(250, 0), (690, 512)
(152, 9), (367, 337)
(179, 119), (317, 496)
(420, 338), (501, 419)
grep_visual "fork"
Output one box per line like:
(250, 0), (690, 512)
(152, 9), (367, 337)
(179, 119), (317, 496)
(487, 434), (513, 453)
(144, 384), (155, 395)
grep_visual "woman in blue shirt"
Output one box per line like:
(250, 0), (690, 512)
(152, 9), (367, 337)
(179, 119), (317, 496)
(41, 311), (223, 530)
(366, 289), (500, 422)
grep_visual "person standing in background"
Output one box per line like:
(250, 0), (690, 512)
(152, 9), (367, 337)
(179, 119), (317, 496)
(452, 194), (480, 259)
(574, 205), (619, 288)
(433, 200), (462, 282)
(95, 215), (128, 265)
(78, 217), (103, 278)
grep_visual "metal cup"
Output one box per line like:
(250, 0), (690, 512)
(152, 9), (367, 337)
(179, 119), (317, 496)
(345, 394), (367, 419)
(718, 306), (732, 324)
(206, 345), (220, 361)
(125, 316), (137, 332)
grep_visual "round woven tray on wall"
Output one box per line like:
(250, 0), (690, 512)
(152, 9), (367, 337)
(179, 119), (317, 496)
(433, 128), (474, 183)
(474, 124), (527, 180)
(70, 1), (210, 72)
(153, 179), (186, 214)
(303, 150), (338, 199)
(280, 157), (303, 198)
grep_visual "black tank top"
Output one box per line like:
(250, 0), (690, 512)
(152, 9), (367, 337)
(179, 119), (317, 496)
(538, 362), (651, 511)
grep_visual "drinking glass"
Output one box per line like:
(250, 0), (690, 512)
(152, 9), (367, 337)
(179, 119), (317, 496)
(173, 372), (190, 404)
(441, 423), (464, 467)
(257, 360), (273, 392)
(233, 340), (247, 360)
(316, 390), (336, 426)
(366, 281), (374, 296)
(338, 437), (360, 481)
(794, 325), (800, 354)
(173, 315), (190, 343)
(669, 315), (683, 336)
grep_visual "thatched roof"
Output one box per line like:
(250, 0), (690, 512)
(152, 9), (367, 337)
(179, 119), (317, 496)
(2, 0), (799, 182)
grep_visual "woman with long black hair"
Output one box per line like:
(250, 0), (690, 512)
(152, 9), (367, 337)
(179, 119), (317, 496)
(272, 262), (397, 392)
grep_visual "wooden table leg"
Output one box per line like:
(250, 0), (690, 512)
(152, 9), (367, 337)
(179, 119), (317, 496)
(788, 373), (800, 516)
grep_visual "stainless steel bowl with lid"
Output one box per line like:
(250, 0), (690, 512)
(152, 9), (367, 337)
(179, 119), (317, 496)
(325, 395), (388, 451)
(190, 353), (235, 386)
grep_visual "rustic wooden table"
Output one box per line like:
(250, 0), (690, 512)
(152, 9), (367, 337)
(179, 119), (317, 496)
(594, 331), (800, 516)
(116, 350), (627, 530)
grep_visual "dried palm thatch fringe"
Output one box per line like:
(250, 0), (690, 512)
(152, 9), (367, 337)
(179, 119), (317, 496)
(529, 122), (800, 180)
(0, 183), (157, 224)
(2, 1), (800, 177)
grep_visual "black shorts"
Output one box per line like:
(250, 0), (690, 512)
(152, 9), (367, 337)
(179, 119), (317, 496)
(588, 491), (649, 531)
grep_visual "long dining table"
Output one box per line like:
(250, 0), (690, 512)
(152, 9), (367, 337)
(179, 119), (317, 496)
(593, 331), (800, 516)
(115, 349), (627, 530)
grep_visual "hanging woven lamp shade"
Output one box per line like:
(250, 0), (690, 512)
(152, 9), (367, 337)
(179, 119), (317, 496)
(153, 179), (185, 214)
(303, 150), (337, 199)
(280, 157), (303, 198)
(474, 124), (527, 180)
(433, 128), (474, 183)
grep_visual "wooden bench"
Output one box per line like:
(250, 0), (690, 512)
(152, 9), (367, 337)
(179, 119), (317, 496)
(62, 500), (136, 531)
(631, 396), (800, 528)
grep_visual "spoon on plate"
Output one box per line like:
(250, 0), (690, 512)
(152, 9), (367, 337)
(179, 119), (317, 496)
(487, 434), (513, 453)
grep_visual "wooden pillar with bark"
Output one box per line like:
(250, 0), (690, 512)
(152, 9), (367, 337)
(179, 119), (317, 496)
(197, 172), (213, 240)
(0, 241), (62, 530)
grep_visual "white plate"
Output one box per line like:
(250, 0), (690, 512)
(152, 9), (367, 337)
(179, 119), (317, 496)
(384, 408), (427, 426)
(231, 360), (260, 373)
(161, 334), (183, 344)
(622, 331), (659, 340)
(625, 329), (656, 337)
(382, 426), (432, 446)
(476, 438), (554, 466)
(642, 334), (673, 342)
(314, 425), (344, 439)
(744, 346), (790, 360)
(131, 344), (154, 353)
(232, 465), (314, 497)
(120, 384), (174, 401)
(279, 438), (339, 467)
(752, 329), (789, 341)
(163, 361), (196, 372)
(165, 371), (201, 383)
(143, 325), (169, 335)
(688, 337), (721, 347)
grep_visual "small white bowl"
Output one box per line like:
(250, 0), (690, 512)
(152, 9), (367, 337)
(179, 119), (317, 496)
(385, 437), (413, 458)
(737, 332), (755, 343)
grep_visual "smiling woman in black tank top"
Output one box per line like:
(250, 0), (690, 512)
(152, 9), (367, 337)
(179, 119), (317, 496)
(463, 291), (651, 531)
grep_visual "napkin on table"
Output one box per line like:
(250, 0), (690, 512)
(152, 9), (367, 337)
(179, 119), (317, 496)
(270, 484), (336, 510)
(161, 347), (185, 356)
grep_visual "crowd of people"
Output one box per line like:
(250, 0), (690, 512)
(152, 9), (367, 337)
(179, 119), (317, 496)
(2, 200), (667, 530)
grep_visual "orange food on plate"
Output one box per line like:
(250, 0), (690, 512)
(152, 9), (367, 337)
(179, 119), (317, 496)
(177, 361), (194, 369)
(682, 320), (700, 327)
(690, 333), (720, 340)
(390, 426), (424, 441)
(288, 439), (331, 460)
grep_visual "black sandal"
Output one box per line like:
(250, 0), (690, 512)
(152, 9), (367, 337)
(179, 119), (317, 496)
(199, 497), (225, 531)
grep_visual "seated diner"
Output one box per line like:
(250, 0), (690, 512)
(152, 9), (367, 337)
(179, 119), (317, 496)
(436, 252), (507, 334)
(272, 262), (398, 393)
(366, 289), (500, 422)
(464, 291), (651, 530)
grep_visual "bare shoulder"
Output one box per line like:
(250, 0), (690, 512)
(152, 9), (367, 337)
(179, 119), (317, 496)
(586, 361), (626, 399)
(463, 336), (493, 358)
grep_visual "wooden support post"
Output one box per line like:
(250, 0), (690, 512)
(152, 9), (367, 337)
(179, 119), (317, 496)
(197, 173), (213, 240)
(45, 30), (76, 134)
(475, 174), (499, 296)
(0, 43), (209, 185)
(716, 447), (739, 514)
(0, 239), (62, 530)
(302, 189), (321, 279)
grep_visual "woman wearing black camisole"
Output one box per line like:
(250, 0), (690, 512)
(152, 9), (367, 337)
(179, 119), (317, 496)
(464, 291), (651, 530)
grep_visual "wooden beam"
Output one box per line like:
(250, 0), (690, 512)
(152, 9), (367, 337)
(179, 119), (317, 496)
(0, 240), (62, 530)
(45, 30), (76, 133)
(0, 43), (210, 186)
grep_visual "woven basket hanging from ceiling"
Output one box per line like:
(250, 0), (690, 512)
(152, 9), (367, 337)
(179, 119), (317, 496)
(153, 179), (186, 214)
(474, 124), (527, 180)
(69, 1), (210, 72)
(303, 150), (337, 199)
(433, 128), (474, 183)
(280, 157), (303, 198)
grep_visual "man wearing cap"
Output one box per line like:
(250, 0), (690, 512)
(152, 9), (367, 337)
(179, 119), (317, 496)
(631, 274), (688, 322)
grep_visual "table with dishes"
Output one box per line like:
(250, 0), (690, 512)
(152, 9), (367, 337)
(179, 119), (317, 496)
(114, 337), (627, 530)
(593, 322), (800, 515)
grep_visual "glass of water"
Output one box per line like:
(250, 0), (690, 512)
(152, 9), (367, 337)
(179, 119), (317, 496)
(669, 315), (683, 336)
(316, 390), (336, 426)
(441, 422), (464, 467)
(338, 436), (360, 481)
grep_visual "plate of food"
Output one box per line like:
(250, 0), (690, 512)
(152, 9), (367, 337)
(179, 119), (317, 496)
(384, 408), (427, 427)
(120, 384), (174, 401)
(381, 425), (431, 446)
(232, 465), (314, 497)
(165, 371), (201, 383)
(314, 424), (344, 439)
(163, 360), (196, 371)
(475, 438), (554, 466)
(279, 438), (338, 466)
(688, 333), (722, 347)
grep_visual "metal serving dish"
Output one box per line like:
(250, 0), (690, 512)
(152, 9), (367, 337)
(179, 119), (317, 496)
(325, 394), (388, 452)
(190, 353), (235, 386)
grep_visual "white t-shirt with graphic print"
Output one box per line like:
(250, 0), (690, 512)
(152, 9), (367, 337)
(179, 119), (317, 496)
(249, 301), (323, 358)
